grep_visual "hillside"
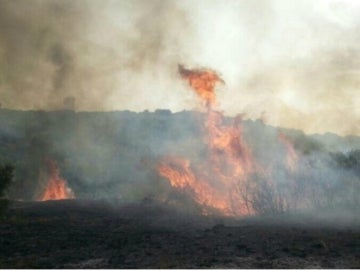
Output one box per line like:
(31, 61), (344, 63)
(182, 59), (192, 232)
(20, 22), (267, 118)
(0, 109), (359, 211)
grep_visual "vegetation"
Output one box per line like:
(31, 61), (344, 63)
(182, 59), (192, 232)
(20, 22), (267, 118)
(331, 149), (360, 171)
(242, 148), (360, 216)
(0, 164), (13, 216)
(0, 109), (359, 212)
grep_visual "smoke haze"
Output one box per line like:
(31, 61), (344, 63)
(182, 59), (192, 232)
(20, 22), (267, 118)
(0, 0), (359, 136)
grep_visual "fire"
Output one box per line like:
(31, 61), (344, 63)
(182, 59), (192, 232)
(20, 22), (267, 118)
(158, 158), (230, 214)
(278, 132), (298, 171)
(206, 111), (254, 178)
(178, 64), (224, 108)
(40, 159), (75, 201)
(158, 65), (256, 216)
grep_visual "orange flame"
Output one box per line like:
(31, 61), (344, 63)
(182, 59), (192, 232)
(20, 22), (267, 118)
(278, 132), (298, 171)
(158, 66), (256, 216)
(178, 64), (224, 108)
(40, 159), (75, 201)
(158, 158), (230, 214)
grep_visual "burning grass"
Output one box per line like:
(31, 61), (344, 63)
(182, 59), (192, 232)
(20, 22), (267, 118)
(39, 159), (75, 201)
(158, 65), (307, 217)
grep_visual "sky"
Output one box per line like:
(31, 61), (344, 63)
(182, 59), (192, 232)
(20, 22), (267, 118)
(0, 0), (359, 136)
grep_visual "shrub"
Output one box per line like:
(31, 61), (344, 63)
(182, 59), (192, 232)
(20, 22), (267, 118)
(0, 164), (14, 216)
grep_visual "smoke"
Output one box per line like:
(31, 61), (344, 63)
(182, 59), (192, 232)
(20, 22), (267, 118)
(0, 0), (359, 222)
(0, 0), (359, 135)
(0, 0), (86, 109)
(174, 0), (360, 136)
(192, 0), (360, 136)
(0, 0), (194, 111)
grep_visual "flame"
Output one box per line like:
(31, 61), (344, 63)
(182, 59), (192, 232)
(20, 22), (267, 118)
(158, 158), (230, 214)
(206, 111), (254, 178)
(40, 159), (75, 201)
(158, 65), (256, 216)
(278, 132), (299, 171)
(178, 64), (224, 108)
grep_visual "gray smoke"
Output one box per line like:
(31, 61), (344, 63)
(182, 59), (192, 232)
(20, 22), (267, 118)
(0, 0), (359, 135)
(0, 0), (359, 223)
(0, 0), (193, 111)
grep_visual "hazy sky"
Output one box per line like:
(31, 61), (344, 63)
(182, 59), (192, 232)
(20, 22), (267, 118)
(0, 0), (359, 136)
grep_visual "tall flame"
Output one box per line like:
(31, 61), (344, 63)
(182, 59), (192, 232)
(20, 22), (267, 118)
(40, 159), (75, 201)
(158, 65), (256, 216)
(178, 64), (224, 108)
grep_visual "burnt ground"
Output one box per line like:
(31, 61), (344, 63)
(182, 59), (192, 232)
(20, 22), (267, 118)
(0, 199), (359, 268)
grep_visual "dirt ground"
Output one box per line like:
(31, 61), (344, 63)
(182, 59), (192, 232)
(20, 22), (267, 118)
(0, 199), (359, 268)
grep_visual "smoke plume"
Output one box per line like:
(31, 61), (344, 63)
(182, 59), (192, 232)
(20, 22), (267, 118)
(0, 0), (359, 135)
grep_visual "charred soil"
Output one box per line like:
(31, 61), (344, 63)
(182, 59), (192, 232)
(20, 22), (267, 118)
(0, 199), (359, 268)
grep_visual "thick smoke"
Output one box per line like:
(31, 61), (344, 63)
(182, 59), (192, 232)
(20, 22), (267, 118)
(0, 0), (88, 109)
(196, 0), (360, 136)
(0, 0), (359, 135)
(0, 0), (359, 221)
(0, 0), (194, 111)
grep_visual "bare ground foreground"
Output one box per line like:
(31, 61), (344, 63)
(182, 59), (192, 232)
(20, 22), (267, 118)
(0, 199), (359, 268)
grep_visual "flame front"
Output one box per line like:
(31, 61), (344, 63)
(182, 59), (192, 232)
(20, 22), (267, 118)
(158, 65), (256, 216)
(158, 157), (230, 214)
(40, 159), (75, 201)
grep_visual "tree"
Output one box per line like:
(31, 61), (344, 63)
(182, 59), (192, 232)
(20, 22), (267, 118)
(0, 164), (14, 216)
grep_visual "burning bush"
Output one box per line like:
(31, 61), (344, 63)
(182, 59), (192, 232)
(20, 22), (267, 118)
(157, 65), (360, 217)
(158, 65), (257, 216)
(39, 159), (75, 201)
